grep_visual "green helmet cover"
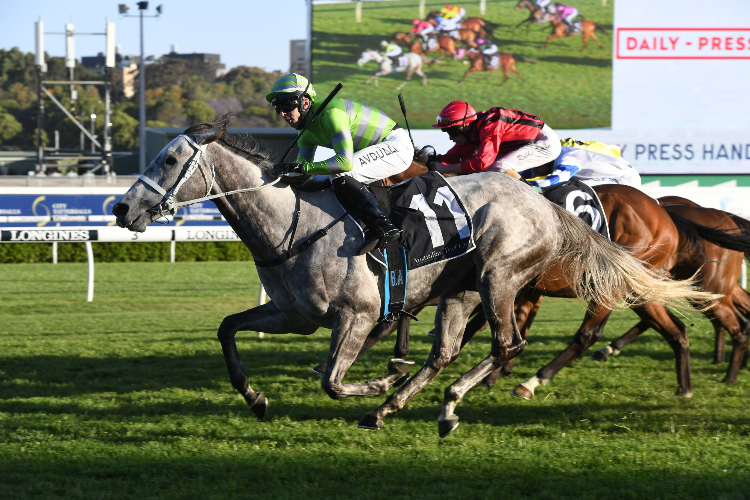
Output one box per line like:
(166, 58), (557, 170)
(265, 73), (317, 104)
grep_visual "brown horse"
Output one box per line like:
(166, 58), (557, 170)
(425, 12), (496, 37)
(459, 50), (523, 85)
(478, 198), (750, 389)
(544, 17), (607, 50)
(514, 0), (555, 31)
(588, 199), (750, 385)
(426, 18), (484, 48)
(392, 31), (456, 58)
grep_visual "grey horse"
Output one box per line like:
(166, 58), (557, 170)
(112, 116), (716, 436)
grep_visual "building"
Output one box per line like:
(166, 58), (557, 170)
(164, 46), (227, 80)
(289, 40), (307, 76)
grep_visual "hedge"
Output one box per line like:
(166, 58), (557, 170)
(0, 242), (254, 264)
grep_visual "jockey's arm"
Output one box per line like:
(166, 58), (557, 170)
(297, 109), (355, 175)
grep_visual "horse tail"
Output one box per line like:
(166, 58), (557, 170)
(728, 214), (750, 261)
(667, 211), (750, 257)
(594, 22), (609, 36)
(547, 204), (720, 311)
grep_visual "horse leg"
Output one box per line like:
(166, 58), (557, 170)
(590, 320), (651, 361)
(459, 303), (488, 348)
(512, 305), (611, 400)
(635, 304), (692, 397)
(543, 33), (561, 49)
(511, 62), (524, 82)
(483, 294), (542, 386)
(438, 285), (526, 437)
(713, 301), (750, 384)
(591, 31), (603, 49)
(582, 32), (590, 51)
(417, 68), (427, 87)
(358, 290), (482, 430)
(713, 321), (727, 364)
(458, 67), (478, 85)
(321, 309), (412, 399)
(217, 301), (318, 418)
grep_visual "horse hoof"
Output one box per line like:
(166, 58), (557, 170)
(676, 388), (693, 398)
(511, 385), (534, 400)
(438, 416), (459, 438)
(393, 375), (410, 388)
(427, 330), (435, 337)
(388, 358), (415, 377)
(590, 350), (609, 362)
(311, 363), (326, 376)
(249, 392), (268, 419)
(358, 413), (384, 430)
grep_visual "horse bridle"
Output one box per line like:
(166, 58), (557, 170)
(139, 134), (283, 222)
(140, 134), (215, 220)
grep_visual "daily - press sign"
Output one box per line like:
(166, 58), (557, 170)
(617, 28), (750, 59)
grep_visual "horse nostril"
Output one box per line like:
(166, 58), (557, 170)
(112, 202), (129, 218)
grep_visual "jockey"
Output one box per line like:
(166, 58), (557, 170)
(266, 73), (414, 254)
(535, 0), (553, 13)
(380, 40), (403, 65)
(430, 101), (561, 180)
(476, 38), (498, 68)
(554, 3), (579, 31)
(521, 139), (641, 189)
(435, 5), (465, 32)
(410, 19), (435, 42)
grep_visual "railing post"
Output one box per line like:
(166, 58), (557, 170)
(85, 241), (94, 302)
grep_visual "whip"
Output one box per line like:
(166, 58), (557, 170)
(279, 82), (344, 163)
(397, 93), (416, 154)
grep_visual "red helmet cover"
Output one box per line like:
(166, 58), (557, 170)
(432, 100), (478, 128)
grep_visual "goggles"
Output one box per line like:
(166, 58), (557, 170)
(274, 99), (300, 114)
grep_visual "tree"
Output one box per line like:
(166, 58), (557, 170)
(0, 111), (21, 144)
(184, 100), (215, 125)
(111, 109), (139, 150)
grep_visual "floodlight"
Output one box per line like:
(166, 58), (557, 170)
(118, 4), (129, 14)
(156, 5), (162, 14)
(137, 1), (148, 10)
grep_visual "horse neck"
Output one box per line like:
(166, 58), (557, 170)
(205, 142), (298, 262)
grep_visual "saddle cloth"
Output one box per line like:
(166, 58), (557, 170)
(542, 179), (610, 240)
(488, 55), (501, 69)
(337, 171), (476, 270)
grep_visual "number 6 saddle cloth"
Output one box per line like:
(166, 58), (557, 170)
(541, 179), (610, 240)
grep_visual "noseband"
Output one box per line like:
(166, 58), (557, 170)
(140, 134), (216, 220)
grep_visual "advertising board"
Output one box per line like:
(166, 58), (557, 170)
(311, 0), (750, 174)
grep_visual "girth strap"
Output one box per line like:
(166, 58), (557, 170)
(254, 212), (348, 268)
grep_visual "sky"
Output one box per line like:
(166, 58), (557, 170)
(0, 0), (309, 72)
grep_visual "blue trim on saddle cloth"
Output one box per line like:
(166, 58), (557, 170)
(401, 246), (408, 307)
(382, 248), (391, 321)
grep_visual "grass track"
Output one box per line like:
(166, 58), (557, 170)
(313, 0), (613, 129)
(1, 261), (749, 499)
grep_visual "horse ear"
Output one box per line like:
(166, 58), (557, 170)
(186, 113), (232, 146)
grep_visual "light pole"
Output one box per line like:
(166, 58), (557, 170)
(119, 2), (162, 173)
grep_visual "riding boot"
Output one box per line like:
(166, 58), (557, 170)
(332, 176), (402, 255)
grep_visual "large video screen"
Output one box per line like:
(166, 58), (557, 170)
(312, 0), (614, 130)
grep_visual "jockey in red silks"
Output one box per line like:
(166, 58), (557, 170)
(410, 19), (435, 37)
(429, 100), (561, 181)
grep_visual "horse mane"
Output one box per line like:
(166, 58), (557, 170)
(183, 113), (275, 174)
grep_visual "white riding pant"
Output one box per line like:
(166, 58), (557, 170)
(490, 124), (562, 173)
(327, 127), (414, 185)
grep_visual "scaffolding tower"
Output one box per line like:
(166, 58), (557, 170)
(35, 16), (116, 176)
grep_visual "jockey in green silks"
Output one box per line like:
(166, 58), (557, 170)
(266, 73), (414, 255)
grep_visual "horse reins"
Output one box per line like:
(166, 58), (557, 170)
(140, 134), (282, 220)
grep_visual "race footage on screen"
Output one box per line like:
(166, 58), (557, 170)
(311, 0), (613, 130)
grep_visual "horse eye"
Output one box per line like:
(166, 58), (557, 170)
(165, 156), (177, 166)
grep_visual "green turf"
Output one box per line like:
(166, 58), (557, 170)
(312, 0), (613, 130)
(1, 261), (748, 499)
